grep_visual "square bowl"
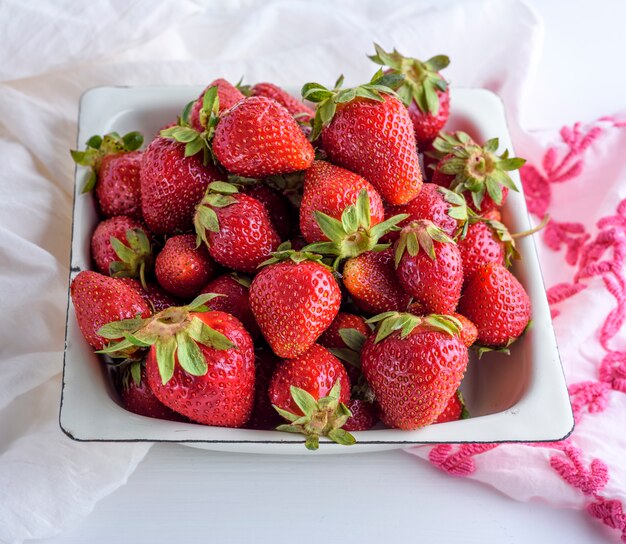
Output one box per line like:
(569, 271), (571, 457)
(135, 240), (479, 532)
(60, 85), (574, 454)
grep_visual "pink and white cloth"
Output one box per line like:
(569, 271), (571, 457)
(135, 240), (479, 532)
(0, 0), (624, 542)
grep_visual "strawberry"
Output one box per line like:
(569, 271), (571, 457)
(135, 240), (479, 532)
(251, 82), (315, 122)
(155, 234), (217, 299)
(458, 263), (531, 349)
(71, 131), (144, 219)
(318, 312), (370, 349)
(240, 182), (295, 241)
(120, 278), (181, 312)
(342, 248), (411, 314)
(369, 44), (450, 146)
(213, 96), (315, 177)
(245, 346), (282, 430)
(361, 312), (468, 430)
(304, 72), (423, 205)
(249, 248), (341, 358)
(384, 184), (468, 242)
(458, 220), (506, 279)
(194, 182), (280, 272)
(430, 131), (525, 213)
(269, 344), (354, 449)
(116, 360), (187, 422)
(434, 390), (469, 423)
(450, 313), (478, 348)
(394, 220), (463, 313)
(200, 273), (260, 340)
(140, 136), (221, 234)
(100, 294), (255, 427)
(70, 271), (151, 350)
(90, 216), (152, 286)
(343, 399), (378, 431)
(189, 78), (245, 131)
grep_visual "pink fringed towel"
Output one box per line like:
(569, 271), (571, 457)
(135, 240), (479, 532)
(406, 115), (626, 543)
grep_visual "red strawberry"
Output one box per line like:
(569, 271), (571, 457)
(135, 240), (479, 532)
(200, 273), (260, 340)
(117, 360), (187, 422)
(361, 313), (468, 430)
(70, 271), (151, 350)
(251, 82), (315, 122)
(269, 344), (353, 449)
(434, 390), (468, 424)
(213, 96), (315, 178)
(194, 182), (280, 273)
(369, 44), (450, 146)
(189, 78), (245, 131)
(394, 220), (463, 313)
(342, 248), (411, 314)
(120, 278), (181, 312)
(384, 184), (467, 242)
(450, 313), (478, 348)
(249, 250), (341, 358)
(343, 399), (378, 431)
(155, 234), (217, 299)
(91, 216), (152, 285)
(245, 346), (282, 430)
(430, 132), (525, 213)
(140, 136), (221, 235)
(71, 131), (144, 218)
(305, 73), (423, 205)
(318, 312), (370, 349)
(102, 294), (255, 427)
(299, 160), (385, 244)
(458, 263), (531, 348)
(458, 220), (506, 279)
(240, 182), (295, 241)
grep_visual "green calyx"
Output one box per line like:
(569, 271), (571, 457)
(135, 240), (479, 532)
(435, 133), (525, 210)
(257, 241), (329, 269)
(394, 219), (455, 268)
(327, 327), (368, 369)
(369, 43), (449, 115)
(70, 131), (144, 193)
(438, 186), (470, 239)
(96, 294), (235, 385)
(194, 181), (240, 247)
(266, 171), (306, 208)
(273, 381), (355, 450)
(160, 85), (221, 165)
(302, 70), (405, 141)
(367, 311), (462, 343)
(108, 228), (153, 289)
(304, 189), (409, 268)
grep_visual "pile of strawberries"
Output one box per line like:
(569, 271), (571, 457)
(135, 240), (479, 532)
(70, 44), (532, 449)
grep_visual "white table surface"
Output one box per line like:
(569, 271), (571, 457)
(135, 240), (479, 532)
(39, 1), (625, 543)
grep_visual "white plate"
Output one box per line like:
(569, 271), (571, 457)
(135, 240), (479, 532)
(60, 86), (574, 454)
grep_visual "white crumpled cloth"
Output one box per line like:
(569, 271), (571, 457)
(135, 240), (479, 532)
(1, 0), (624, 542)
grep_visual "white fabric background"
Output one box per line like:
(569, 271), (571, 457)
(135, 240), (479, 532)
(1, 1), (624, 542)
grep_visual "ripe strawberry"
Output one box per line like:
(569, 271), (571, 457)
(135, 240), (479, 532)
(394, 220), (463, 313)
(194, 182), (280, 272)
(304, 73), (423, 205)
(434, 390), (468, 423)
(269, 344), (353, 449)
(251, 82), (315, 122)
(155, 234), (217, 299)
(91, 216), (152, 285)
(71, 131), (144, 218)
(120, 278), (181, 312)
(299, 160), (385, 244)
(318, 312), (370, 349)
(384, 184), (468, 242)
(245, 346), (282, 430)
(450, 313), (478, 348)
(213, 96), (315, 177)
(240, 182), (295, 241)
(457, 220), (506, 279)
(430, 131), (525, 213)
(369, 44), (450, 146)
(117, 360), (187, 422)
(189, 78), (245, 131)
(249, 249), (341, 358)
(458, 263), (531, 349)
(361, 312), (468, 430)
(200, 273), (260, 340)
(140, 136), (221, 234)
(342, 248), (411, 314)
(343, 399), (378, 431)
(101, 294), (255, 427)
(70, 271), (151, 350)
